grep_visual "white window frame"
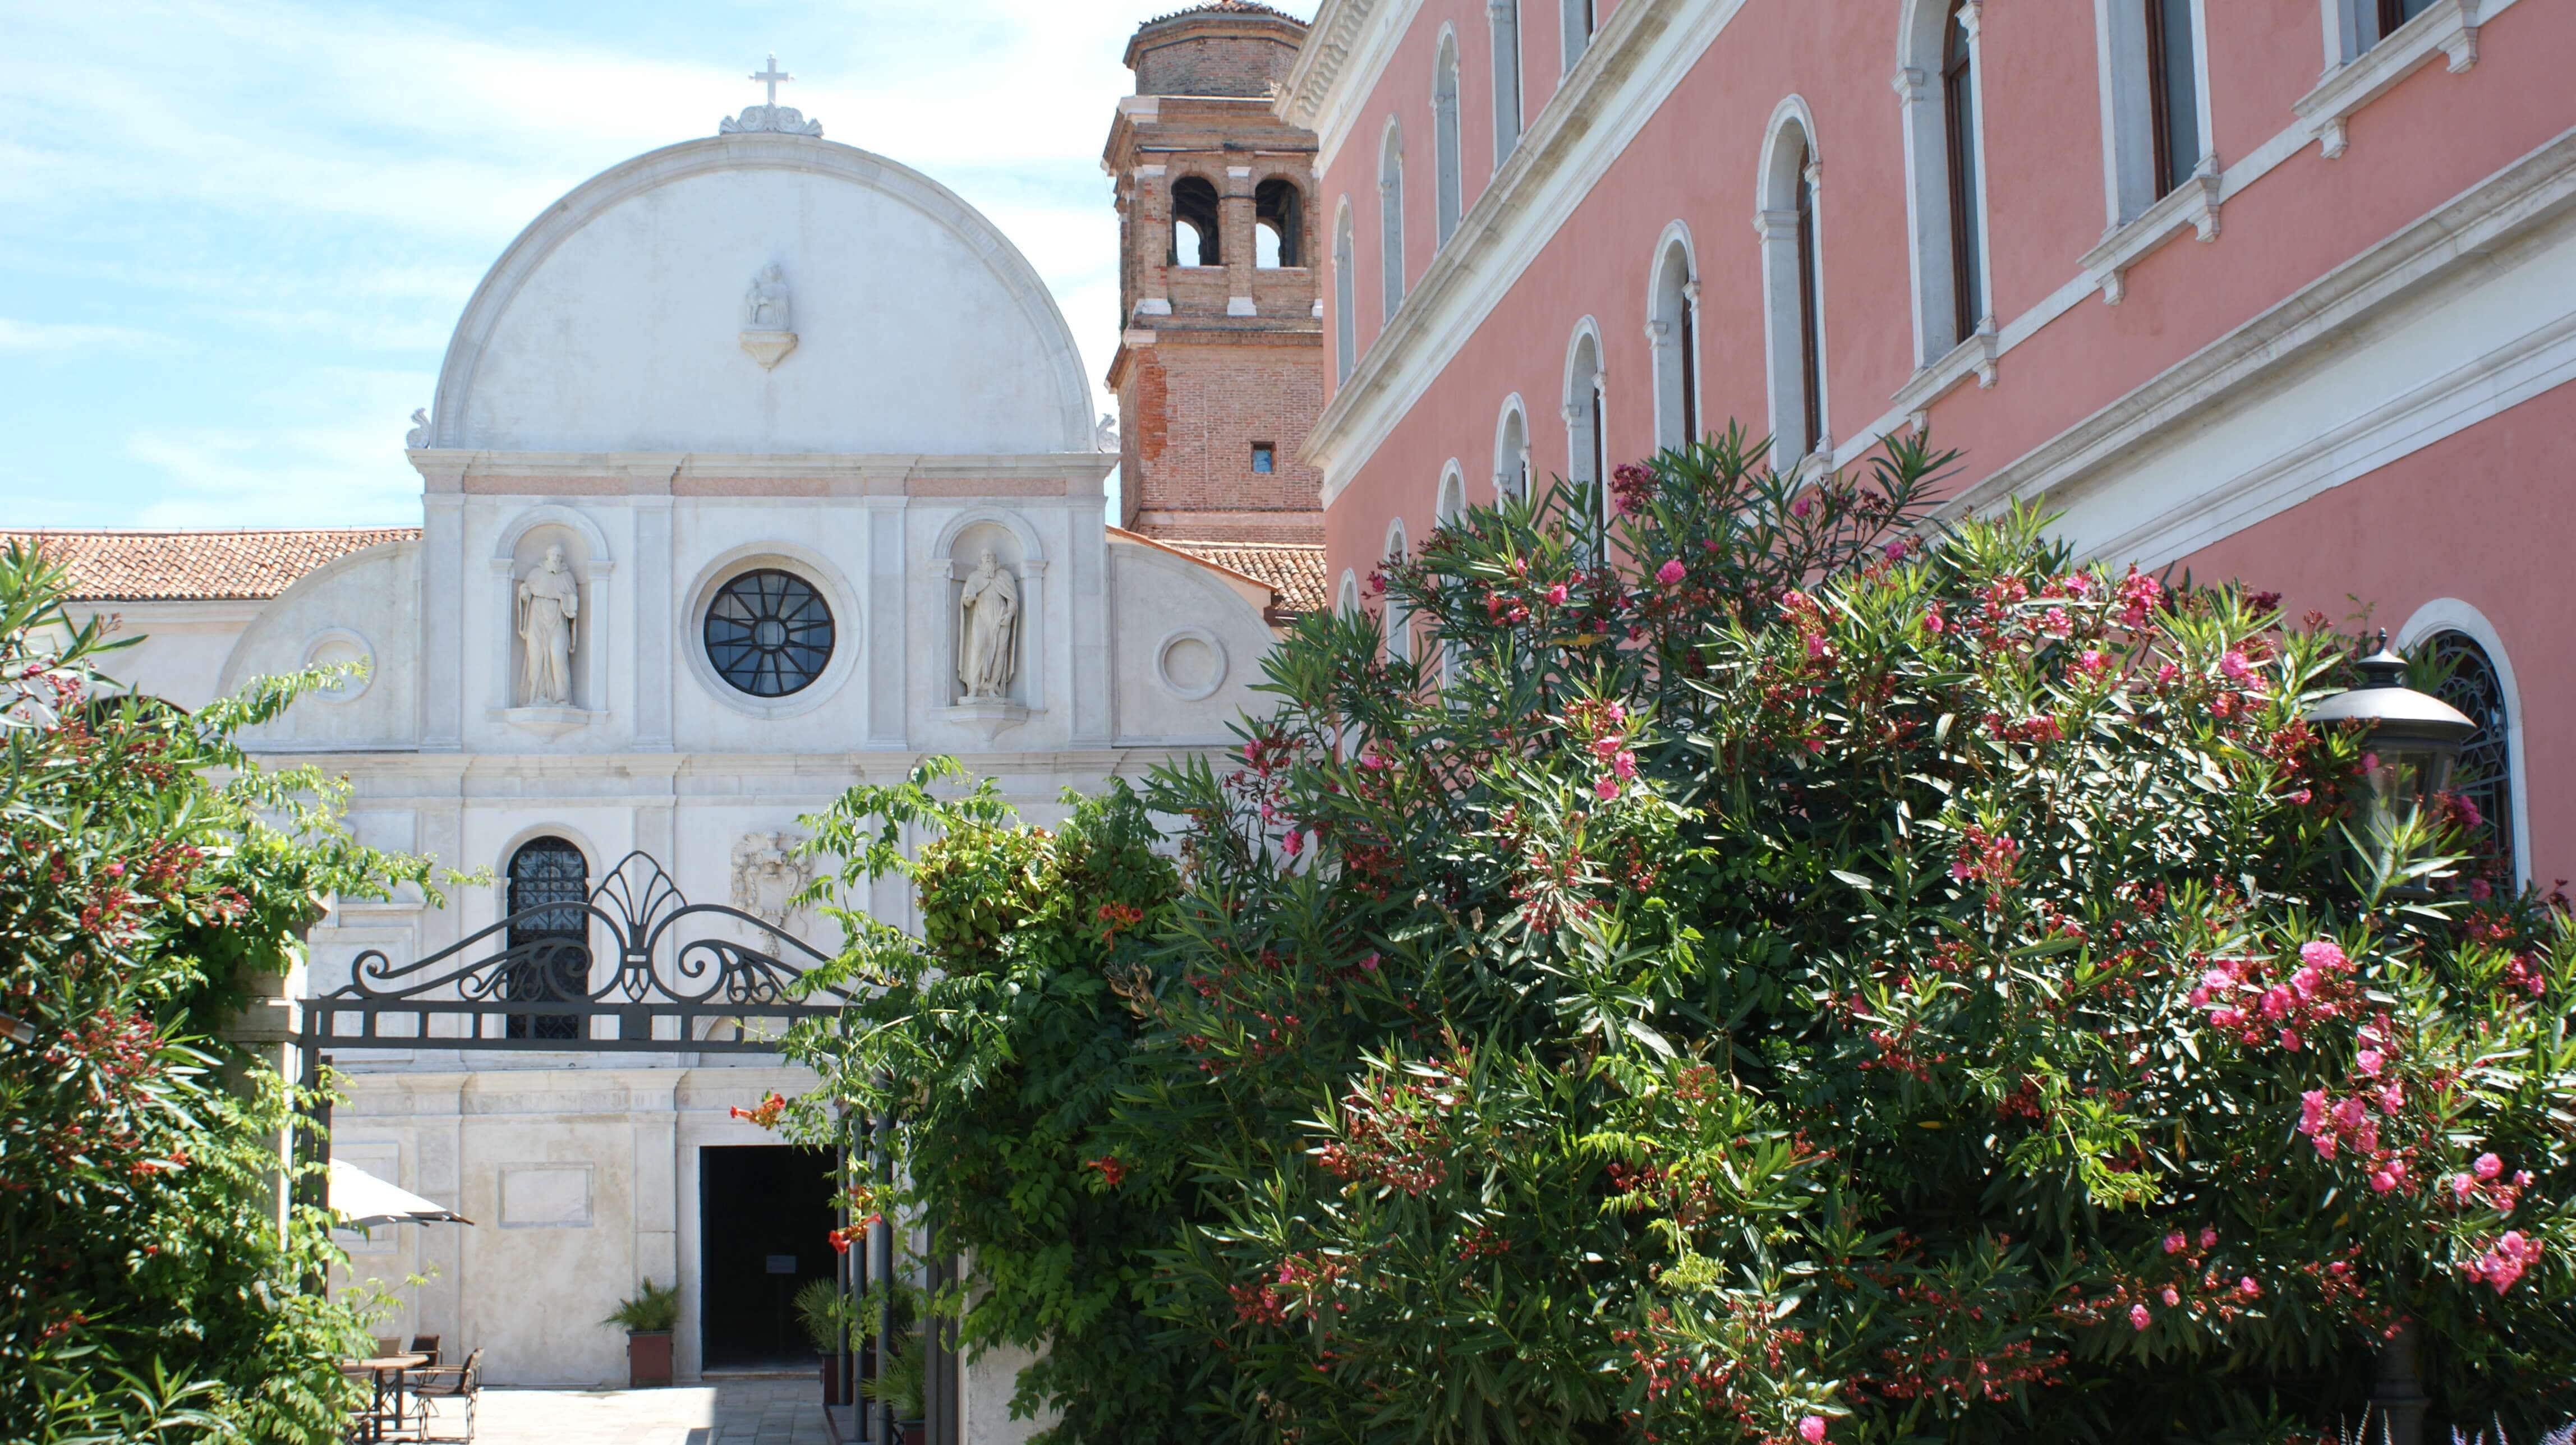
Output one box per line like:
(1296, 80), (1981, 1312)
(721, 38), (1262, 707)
(1493, 395), (1531, 503)
(1336, 568), (1362, 617)
(1562, 320), (1606, 520)
(1644, 225), (1701, 454)
(1332, 200), (1358, 383)
(1560, 0), (1595, 76)
(1489, 0), (1525, 171)
(1432, 29), (1465, 247)
(1896, 0), (1995, 367)
(2299, 0), (2490, 159)
(2094, 0), (2216, 229)
(1378, 119), (1407, 323)
(1382, 518), (1413, 662)
(1753, 99), (1828, 472)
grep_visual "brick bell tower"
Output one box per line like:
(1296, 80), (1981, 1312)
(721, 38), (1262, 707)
(1105, 2), (1325, 550)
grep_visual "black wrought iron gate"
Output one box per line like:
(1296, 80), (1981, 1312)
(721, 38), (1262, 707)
(293, 852), (954, 1445)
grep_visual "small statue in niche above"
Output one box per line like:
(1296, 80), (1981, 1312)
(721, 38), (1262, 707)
(1095, 412), (1119, 454)
(729, 831), (813, 937)
(956, 549), (1020, 702)
(406, 408), (431, 449)
(743, 264), (792, 331)
(515, 544), (579, 707)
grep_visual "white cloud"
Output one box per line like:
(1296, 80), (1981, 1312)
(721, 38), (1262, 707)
(0, 318), (180, 353)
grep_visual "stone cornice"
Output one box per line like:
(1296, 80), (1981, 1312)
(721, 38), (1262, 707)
(1276, 0), (1423, 172)
(406, 450), (1116, 496)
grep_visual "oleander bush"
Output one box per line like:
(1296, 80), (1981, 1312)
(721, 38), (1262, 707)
(0, 543), (434, 1443)
(785, 430), (2574, 1445)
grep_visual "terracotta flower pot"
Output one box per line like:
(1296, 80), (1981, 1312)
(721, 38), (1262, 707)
(822, 1355), (840, 1407)
(627, 1329), (674, 1388)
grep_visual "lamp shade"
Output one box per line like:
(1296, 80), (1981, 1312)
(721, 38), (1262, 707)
(2304, 632), (2477, 873)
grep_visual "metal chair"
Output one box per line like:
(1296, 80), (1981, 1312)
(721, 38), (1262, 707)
(406, 1347), (482, 1443)
(407, 1334), (442, 1367)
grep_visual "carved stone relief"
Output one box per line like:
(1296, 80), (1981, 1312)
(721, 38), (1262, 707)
(739, 263), (799, 370)
(729, 832), (815, 941)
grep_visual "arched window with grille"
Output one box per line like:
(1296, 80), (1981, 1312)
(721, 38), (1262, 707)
(1432, 33), (1464, 247)
(2422, 630), (2517, 885)
(505, 836), (590, 1041)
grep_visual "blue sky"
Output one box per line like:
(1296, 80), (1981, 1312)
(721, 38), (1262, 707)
(0, 0), (1297, 528)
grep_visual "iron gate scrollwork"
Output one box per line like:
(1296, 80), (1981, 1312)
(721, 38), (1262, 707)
(303, 852), (848, 1053)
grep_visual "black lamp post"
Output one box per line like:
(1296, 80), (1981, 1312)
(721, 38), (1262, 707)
(2306, 631), (2477, 884)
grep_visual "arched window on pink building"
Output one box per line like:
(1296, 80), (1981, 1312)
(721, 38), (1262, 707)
(1648, 231), (1700, 453)
(1563, 323), (1606, 518)
(1560, 0), (1595, 75)
(1378, 121), (1407, 323)
(1332, 201), (1358, 383)
(1433, 31), (1464, 247)
(2096, 0), (2211, 225)
(1493, 397), (1531, 504)
(1756, 106), (1827, 468)
(1897, 0), (1989, 363)
(1382, 518), (1412, 662)
(1490, 0), (1525, 168)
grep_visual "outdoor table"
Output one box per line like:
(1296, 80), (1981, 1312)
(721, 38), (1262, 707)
(341, 1352), (429, 1442)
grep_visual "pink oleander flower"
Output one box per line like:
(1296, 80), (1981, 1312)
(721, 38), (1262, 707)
(1281, 829), (1304, 858)
(2164, 1231), (2187, 1254)
(2453, 1173), (2477, 1200)
(2301, 939), (2350, 972)
(1544, 582), (1568, 606)
(1798, 1416), (1827, 1444)
(2356, 1049), (2384, 1077)
(1805, 633), (1829, 661)
(2129, 1303), (2152, 1331)
(1922, 606), (1946, 634)
(2161, 1286), (2181, 1306)
(2469, 877), (2492, 900)
(2220, 650), (2256, 684)
(2474, 1152), (2503, 1180)
(1791, 494), (1814, 520)
(1655, 558), (1686, 586)
(2156, 661), (2180, 685)
(2076, 648), (2112, 679)
(2369, 1168), (2398, 1193)
(1883, 538), (1906, 560)
(1611, 750), (1637, 780)
(2042, 608), (2072, 638)
(2291, 965), (2323, 998)
(2237, 1277), (2260, 1298)
(2198, 1228), (2217, 1249)
(2361, 751), (2381, 774)
(1594, 775), (1620, 801)
(2207, 1007), (2246, 1030)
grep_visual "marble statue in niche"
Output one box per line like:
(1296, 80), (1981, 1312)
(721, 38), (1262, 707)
(406, 408), (431, 449)
(956, 549), (1021, 701)
(515, 544), (579, 707)
(1096, 412), (1119, 453)
(729, 831), (813, 940)
(743, 264), (792, 330)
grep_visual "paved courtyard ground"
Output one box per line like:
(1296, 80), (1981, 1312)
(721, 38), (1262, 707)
(467, 1375), (830, 1445)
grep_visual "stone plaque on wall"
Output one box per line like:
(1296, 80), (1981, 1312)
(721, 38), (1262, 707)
(499, 1164), (594, 1228)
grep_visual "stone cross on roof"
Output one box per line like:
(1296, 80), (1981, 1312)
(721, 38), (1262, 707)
(720, 53), (825, 137)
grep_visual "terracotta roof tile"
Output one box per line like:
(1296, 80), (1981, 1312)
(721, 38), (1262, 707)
(1141, 0), (1304, 26)
(0, 528), (420, 602)
(1154, 537), (1328, 617)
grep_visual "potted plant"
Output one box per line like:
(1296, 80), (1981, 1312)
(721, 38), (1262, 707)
(861, 1327), (927, 1445)
(792, 1277), (854, 1406)
(604, 1278), (679, 1388)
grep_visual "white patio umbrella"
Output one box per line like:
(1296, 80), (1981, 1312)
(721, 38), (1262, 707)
(328, 1159), (473, 1229)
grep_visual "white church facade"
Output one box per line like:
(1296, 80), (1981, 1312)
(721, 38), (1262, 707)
(17, 67), (1315, 1403)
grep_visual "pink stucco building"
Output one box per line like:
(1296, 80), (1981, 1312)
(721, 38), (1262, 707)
(1277, 0), (2574, 887)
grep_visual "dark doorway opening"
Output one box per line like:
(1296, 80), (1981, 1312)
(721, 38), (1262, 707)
(700, 1144), (838, 1369)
